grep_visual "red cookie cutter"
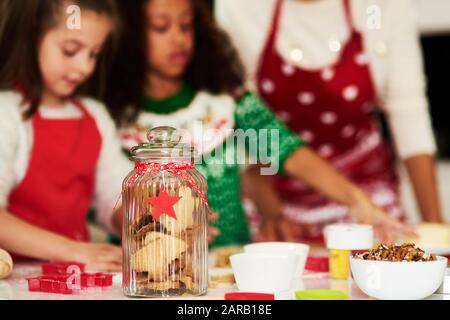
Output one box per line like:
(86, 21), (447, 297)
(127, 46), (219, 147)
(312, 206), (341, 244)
(305, 255), (329, 273)
(27, 273), (114, 295)
(28, 261), (113, 295)
(28, 275), (75, 295)
(42, 261), (86, 275)
(225, 292), (275, 300)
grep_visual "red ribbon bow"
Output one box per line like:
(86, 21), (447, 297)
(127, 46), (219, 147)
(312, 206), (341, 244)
(125, 161), (213, 220)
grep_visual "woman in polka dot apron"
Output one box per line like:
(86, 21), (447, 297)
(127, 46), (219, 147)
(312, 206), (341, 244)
(217, 0), (443, 242)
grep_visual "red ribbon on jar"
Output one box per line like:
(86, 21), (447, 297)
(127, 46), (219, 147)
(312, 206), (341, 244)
(124, 161), (214, 221)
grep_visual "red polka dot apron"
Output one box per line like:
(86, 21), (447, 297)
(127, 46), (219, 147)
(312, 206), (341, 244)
(7, 99), (101, 261)
(252, 0), (404, 242)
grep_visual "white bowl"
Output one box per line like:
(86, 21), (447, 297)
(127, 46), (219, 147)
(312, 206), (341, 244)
(244, 242), (310, 277)
(350, 256), (448, 300)
(230, 253), (299, 293)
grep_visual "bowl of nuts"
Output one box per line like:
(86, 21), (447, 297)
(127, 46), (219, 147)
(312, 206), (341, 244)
(350, 243), (448, 300)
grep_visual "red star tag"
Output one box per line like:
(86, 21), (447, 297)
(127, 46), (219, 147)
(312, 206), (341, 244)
(145, 185), (182, 221)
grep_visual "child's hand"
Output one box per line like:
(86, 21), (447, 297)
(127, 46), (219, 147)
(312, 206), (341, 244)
(68, 242), (122, 272)
(349, 192), (418, 244)
(208, 226), (220, 244)
(208, 213), (220, 244)
(257, 217), (305, 242)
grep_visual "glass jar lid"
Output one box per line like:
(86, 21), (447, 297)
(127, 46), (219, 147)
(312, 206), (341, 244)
(130, 126), (195, 162)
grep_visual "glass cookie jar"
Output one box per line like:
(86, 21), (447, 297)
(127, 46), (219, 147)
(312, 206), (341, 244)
(122, 127), (210, 298)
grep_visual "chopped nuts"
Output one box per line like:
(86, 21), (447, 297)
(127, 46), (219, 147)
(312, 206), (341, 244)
(354, 243), (438, 262)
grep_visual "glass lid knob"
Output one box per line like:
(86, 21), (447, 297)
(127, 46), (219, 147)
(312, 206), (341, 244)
(147, 126), (182, 146)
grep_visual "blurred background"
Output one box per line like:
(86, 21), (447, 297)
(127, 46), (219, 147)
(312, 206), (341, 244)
(187, 0), (450, 225)
(190, 0), (450, 223)
(207, 0), (450, 223)
(400, 0), (450, 223)
(90, 0), (450, 240)
(206, 0), (450, 159)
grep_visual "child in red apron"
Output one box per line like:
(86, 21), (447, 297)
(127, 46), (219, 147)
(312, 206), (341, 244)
(0, 0), (127, 271)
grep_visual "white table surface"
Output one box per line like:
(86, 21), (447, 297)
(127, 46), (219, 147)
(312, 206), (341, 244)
(4, 162), (450, 301)
(1, 263), (448, 301)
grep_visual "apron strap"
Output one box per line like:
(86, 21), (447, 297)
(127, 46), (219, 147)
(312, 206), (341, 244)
(267, 0), (284, 48)
(70, 98), (89, 117)
(32, 98), (89, 122)
(14, 83), (88, 120)
(343, 0), (356, 31)
(268, 0), (356, 48)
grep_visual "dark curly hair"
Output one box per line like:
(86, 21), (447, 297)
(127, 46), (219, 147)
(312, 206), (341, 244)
(0, 0), (118, 119)
(102, 0), (245, 126)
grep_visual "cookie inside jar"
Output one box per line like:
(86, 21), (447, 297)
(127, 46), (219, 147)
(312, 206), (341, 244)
(129, 183), (207, 297)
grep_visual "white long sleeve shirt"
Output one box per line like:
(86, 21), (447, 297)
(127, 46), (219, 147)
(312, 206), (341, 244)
(215, 0), (437, 159)
(0, 90), (133, 235)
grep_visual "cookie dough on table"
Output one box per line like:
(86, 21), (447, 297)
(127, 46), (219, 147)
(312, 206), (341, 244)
(405, 223), (450, 248)
(0, 249), (13, 280)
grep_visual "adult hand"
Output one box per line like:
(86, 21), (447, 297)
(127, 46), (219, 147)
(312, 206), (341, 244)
(257, 216), (305, 242)
(349, 192), (417, 244)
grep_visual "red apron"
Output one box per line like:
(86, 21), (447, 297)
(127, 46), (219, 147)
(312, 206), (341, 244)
(7, 99), (101, 260)
(249, 0), (403, 241)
